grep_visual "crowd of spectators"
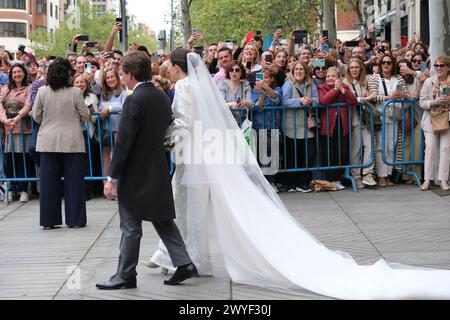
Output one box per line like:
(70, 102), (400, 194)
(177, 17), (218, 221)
(0, 20), (449, 212)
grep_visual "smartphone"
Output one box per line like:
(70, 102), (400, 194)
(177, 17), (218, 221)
(396, 83), (404, 92)
(192, 28), (199, 34)
(108, 51), (115, 59)
(84, 62), (92, 74)
(77, 34), (89, 41)
(294, 30), (308, 45)
(255, 72), (264, 81)
(86, 42), (98, 48)
(322, 30), (329, 39)
(322, 43), (330, 53)
(226, 42), (234, 50)
(18, 44), (25, 52)
(346, 40), (359, 47)
(441, 87), (449, 96)
(115, 17), (123, 23)
(379, 46), (385, 53)
(265, 55), (273, 63)
(276, 25), (283, 30)
(420, 61), (427, 72)
(312, 59), (325, 68)
(236, 97), (241, 104)
(256, 30), (262, 36)
(246, 61), (252, 70)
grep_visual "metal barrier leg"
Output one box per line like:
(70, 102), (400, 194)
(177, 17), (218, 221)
(343, 167), (358, 192)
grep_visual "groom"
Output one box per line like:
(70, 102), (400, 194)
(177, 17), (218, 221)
(96, 51), (198, 290)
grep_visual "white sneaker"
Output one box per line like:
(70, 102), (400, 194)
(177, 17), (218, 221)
(19, 192), (29, 203)
(362, 174), (377, 186)
(296, 186), (312, 193)
(287, 188), (298, 193)
(334, 181), (346, 191)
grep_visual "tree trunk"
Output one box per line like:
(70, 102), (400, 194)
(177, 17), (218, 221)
(429, 0), (450, 61)
(322, 0), (337, 44)
(181, 0), (192, 48)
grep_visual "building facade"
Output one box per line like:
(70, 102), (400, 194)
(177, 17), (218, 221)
(0, 0), (64, 53)
(336, 0), (438, 46)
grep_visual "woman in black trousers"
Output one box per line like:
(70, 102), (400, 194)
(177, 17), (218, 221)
(32, 59), (90, 229)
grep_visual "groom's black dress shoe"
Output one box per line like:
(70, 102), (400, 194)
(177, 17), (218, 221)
(96, 275), (137, 290)
(164, 263), (198, 285)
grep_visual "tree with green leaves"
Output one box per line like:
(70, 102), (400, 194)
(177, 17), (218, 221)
(186, 0), (321, 46)
(30, 0), (156, 58)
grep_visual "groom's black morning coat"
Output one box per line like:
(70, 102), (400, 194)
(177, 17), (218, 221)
(109, 82), (176, 221)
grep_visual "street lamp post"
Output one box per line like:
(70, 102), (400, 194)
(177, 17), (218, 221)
(120, 0), (128, 53)
(170, 0), (174, 51)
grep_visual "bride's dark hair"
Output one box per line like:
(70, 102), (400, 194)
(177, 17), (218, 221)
(170, 48), (190, 73)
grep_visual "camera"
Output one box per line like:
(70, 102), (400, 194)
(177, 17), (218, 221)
(18, 44), (25, 52)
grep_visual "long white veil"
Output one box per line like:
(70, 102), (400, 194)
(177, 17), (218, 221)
(178, 52), (450, 299)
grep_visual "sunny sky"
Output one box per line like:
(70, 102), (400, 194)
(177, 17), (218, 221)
(127, 0), (172, 34)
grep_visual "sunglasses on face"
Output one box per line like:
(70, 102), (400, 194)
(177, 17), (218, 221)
(381, 61), (392, 65)
(230, 68), (241, 73)
(434, 64), (447, 68)
(315, 67), (326, 71)
(412, 59), (421, 63)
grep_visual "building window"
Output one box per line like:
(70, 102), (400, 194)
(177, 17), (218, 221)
(36, 0), (47, 14)
(50, 2), (53, 17)
(0, 22), (27, 37)
(55, 5), (58, 19)
(0, 0), (26, 9)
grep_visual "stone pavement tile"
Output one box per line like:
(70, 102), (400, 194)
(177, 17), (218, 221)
(231, 283), (331, 300)
(381, 251), (450, 269)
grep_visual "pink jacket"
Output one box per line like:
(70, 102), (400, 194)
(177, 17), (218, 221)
(0, 85), (32, 134)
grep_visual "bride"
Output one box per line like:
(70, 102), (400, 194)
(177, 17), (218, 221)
(148, 48), (450, 299)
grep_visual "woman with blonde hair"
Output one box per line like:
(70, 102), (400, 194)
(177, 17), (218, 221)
(419, 55), (450, 191)
(343, 57), (377, 187)
(98, 67), (127, 184)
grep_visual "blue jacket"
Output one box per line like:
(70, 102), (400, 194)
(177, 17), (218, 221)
(250, 87), (282, 129)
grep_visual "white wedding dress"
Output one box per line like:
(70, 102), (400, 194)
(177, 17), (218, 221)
(151, 53), (450, 299)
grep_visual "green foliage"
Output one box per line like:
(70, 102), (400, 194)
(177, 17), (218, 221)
(30, 0), (156, 58)
(189, 0), (321, 44)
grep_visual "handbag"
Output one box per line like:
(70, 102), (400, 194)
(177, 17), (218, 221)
(380, 75), (402, 120)
(4, 99), (23, 119)
(307, 114), (317, 130)
(431, 111), (450, 133)
(295, 86), (316, 130)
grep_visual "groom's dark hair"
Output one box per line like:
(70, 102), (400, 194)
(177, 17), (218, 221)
(170, 48), (190, 73)
(121, 51), (152, 81)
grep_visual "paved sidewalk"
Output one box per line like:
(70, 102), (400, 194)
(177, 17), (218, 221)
(0, 185), (449, 300)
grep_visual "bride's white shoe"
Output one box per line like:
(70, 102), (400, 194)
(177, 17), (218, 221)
(141, 260), (160, 268)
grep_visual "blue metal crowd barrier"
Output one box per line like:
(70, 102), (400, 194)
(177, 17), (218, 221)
(0, 113), (117, 203)
(0, 101), (426, 203)
(381, 98), (424, 186)
(232, 103), (376, 191)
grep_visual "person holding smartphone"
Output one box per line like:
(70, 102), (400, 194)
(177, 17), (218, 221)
(218, 61), (252, 110)
(251, 66), (282, 193)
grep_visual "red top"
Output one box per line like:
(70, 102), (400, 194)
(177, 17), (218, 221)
(318, 82), (357, 137)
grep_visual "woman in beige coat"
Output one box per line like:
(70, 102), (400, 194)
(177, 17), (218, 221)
(419, 55), (450, 191)
(32, 58), (90, 230)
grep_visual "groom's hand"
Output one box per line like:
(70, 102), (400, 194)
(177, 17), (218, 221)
(104, 181), (117, 200)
